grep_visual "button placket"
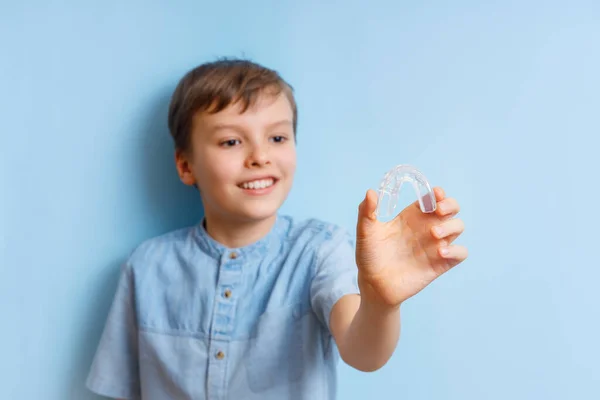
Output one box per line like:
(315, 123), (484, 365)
(207, 250), (243, 399)
(212, 250), (243, 338)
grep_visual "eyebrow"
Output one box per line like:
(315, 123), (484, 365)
(267, 119), (293, 129)
(209, 119), (293, 134)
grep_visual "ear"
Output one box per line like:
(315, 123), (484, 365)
(175, 149), (197, 186)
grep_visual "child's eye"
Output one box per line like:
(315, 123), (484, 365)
(220, 139), (241, 147)
(271, 136), (287, 143)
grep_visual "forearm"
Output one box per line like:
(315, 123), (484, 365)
(337, 298), (401, 372)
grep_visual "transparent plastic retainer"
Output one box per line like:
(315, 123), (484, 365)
(375, 164), (437, 218)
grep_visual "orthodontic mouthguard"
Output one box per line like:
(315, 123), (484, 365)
(375, 164), (437, 218)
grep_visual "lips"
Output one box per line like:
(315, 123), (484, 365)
(237, 177), (278, 190)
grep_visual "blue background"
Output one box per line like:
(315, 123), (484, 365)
(1, 1), (598, 399)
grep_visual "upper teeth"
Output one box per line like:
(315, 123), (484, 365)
(241, 179), (274, 189)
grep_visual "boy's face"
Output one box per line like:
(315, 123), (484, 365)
(176, 92), (296, 226)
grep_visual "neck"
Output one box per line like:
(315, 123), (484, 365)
(203, 213), (277, 248)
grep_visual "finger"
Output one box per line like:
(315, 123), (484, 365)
(357, 189), (378, 237)
(433, 186), (445, 201)
(431, 218), (465, 240)
(413, 186), (445, 211)
(439, 244), (469, 261)
(435, 197), (460, 218)
(363, 189), (378, 219)
(442, 231), (462, 245)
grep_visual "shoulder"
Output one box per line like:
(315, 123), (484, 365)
(125, 225), (197, 272)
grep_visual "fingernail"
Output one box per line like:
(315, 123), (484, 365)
(434, 227), (444, 237)
(440, 247), (450, 256)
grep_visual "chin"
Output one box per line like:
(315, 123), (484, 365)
(233, 201), (283, 222)
(238, 207), (279, 222)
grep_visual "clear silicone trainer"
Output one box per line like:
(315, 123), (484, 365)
(375, 164), (437, 218)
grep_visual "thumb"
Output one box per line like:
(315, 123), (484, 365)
(357, 189), (378, 236)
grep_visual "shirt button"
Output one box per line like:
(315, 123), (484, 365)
(223, 289), (232, 299)
(229, 252), (238, 259)
(215, 351), (225, 360)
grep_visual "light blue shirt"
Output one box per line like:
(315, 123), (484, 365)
(86, 214), (360, 399)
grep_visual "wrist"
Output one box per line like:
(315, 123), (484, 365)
(358, 279), (402, 317)
(359, 295), (401, 316)
(357, 272), (405, 312)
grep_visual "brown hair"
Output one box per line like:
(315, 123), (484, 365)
(168, 58), (297, 153)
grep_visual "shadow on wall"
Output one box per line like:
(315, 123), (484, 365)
(138, 86), (205, 232)
(69, 86), (204, 399)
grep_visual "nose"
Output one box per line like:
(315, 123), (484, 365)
(245, 144), (271, 168)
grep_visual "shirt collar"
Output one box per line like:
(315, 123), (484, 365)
(193, 214), (289, 261)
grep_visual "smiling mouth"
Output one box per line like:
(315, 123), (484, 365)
(237, 178), (278, 190)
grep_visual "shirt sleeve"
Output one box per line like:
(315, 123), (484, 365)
(310, 225), (360, 331)
(86, 262), (141, 399)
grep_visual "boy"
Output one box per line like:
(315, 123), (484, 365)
(86, 58), (468, 400)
